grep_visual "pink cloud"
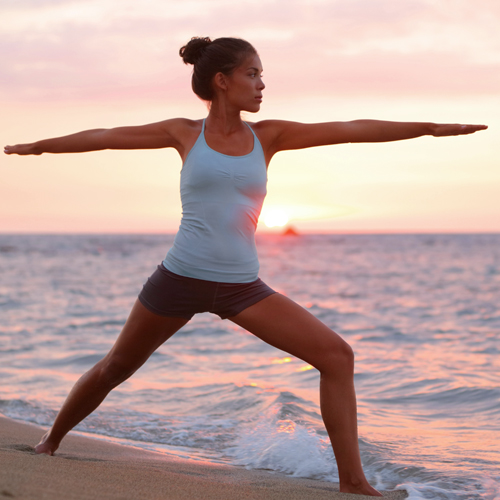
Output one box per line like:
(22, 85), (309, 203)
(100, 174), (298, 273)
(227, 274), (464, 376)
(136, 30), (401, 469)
(1, 0), (498, 103)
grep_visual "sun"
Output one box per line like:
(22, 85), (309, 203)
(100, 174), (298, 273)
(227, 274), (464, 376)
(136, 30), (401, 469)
(262, 208), (289, 228)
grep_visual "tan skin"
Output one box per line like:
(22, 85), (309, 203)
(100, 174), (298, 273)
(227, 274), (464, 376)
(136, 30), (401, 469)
(4, 53), (487, 496)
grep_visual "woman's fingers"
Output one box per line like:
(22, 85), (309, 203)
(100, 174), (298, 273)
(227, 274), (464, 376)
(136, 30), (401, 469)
(432, 124), (488, 137)
(3, 144), (39, 155)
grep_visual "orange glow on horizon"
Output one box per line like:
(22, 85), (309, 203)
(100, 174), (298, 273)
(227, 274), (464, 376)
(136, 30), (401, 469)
(261, 208), (289, 228)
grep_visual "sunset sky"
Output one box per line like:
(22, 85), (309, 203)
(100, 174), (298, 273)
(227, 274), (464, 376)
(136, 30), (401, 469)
(1, 0), (498, 233)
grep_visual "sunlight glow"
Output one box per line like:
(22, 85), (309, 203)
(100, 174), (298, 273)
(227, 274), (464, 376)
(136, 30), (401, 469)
(297, 365), (314, 372)
(272, 357), (293, 364)
(277, 419), (296, 434)
(262, 208), (289, 228)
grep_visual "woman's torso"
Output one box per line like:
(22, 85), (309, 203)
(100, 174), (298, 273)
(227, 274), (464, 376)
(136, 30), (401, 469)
(163, 119), (268, 283)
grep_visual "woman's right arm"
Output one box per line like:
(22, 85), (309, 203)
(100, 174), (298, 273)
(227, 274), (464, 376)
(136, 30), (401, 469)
(4, 118), (188, 155)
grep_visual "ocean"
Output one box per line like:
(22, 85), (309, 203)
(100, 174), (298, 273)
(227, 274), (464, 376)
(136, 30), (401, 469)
(1, 233), (499, 499)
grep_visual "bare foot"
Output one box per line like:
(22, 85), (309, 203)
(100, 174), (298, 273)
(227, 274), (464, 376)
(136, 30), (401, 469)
(34, 431), (59, 456)
(340, 480), (383, 496)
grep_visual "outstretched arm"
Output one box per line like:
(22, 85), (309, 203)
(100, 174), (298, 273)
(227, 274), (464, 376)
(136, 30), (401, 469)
(259, 119), (488, 155)
(4, 118), (187, 156)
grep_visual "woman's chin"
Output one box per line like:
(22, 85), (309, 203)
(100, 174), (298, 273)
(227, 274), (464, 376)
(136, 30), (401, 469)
(245, 104), (261, 114)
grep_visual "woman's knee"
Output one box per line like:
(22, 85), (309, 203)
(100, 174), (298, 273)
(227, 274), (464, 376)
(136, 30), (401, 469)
(314, 337), (355, 376)
(92, 355), (138, 388)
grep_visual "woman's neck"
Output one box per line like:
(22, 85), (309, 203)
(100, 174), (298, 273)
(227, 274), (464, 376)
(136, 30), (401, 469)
(206, 100), (245, 136)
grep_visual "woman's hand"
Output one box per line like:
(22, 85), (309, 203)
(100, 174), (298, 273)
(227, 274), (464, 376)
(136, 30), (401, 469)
(4, 144), (40, 155)
(430, 123), (488, 137)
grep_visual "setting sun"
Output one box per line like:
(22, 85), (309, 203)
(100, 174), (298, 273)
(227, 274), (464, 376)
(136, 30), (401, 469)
(261, 208), (289, 228)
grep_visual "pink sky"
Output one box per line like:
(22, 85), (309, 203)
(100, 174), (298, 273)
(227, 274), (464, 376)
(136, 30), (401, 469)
(1, 0), (498, 233)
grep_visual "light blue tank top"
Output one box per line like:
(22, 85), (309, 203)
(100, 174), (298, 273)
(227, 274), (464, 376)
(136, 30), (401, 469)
(163, 120), (268, 283)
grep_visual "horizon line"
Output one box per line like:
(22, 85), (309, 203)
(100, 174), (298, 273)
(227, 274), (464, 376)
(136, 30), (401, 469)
(1, 230), (499, 236)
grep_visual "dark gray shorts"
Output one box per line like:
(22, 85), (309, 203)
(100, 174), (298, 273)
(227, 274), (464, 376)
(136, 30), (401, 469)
(138, 264), (276, 320)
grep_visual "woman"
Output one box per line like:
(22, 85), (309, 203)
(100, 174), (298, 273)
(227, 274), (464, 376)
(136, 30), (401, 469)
(4, 36), (487, 496)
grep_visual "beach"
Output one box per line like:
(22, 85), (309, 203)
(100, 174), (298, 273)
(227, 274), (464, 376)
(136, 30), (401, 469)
(0, 416), (406, 499)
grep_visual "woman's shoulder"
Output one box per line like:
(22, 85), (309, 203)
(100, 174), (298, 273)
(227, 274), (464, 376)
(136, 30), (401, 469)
(158, 118), (203, 145)
(248, 119), (298, 136)
(247, 120), (294, 149)
(162, 118), (204, 161)
(160, 118), (203, 134)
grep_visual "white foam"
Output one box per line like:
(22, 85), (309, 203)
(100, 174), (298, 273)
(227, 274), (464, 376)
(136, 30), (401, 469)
(226, 404), (337, 480)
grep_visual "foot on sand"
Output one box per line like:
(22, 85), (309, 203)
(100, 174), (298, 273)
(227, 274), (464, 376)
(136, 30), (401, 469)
(340, 480), (383, 496)
(34, 431), (58, 456)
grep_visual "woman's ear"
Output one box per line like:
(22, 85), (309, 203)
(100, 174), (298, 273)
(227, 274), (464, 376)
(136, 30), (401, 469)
(213, 72), (228, 91)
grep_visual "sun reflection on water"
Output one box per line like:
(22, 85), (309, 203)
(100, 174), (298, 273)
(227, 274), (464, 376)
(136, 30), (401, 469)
(277, 419), (296, 434)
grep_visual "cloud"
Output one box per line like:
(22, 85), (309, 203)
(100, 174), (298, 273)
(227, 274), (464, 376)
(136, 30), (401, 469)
(2, 0), (88, 8)
(1, 0), (499, 102)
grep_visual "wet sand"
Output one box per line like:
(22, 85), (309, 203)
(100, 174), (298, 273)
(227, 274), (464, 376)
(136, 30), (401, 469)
(0, 415), (407, 499)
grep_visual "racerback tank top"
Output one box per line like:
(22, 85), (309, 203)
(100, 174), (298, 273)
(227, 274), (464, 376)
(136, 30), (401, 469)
(163, 119), (268, 283)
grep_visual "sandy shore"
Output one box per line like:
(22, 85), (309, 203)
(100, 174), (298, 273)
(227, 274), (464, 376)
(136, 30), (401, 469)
(0, 415), (407, 499)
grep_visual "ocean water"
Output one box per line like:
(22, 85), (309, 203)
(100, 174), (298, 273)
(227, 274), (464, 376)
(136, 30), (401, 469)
(0, 233), (499, 499)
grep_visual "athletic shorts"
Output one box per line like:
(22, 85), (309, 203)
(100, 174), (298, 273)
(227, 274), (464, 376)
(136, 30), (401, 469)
(138, 264), (276, 320)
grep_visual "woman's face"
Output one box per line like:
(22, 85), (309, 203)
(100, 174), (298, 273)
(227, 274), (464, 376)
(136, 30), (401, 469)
(223, 53), (265, 113)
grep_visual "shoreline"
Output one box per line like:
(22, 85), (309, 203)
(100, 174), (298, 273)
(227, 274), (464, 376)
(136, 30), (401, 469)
(0, 415), (407, 499)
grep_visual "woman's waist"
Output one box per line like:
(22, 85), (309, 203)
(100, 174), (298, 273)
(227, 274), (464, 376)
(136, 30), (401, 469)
(164, 238), (259, 283)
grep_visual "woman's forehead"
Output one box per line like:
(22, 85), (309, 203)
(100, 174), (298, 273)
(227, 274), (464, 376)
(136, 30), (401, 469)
(240, 53), (263, 71)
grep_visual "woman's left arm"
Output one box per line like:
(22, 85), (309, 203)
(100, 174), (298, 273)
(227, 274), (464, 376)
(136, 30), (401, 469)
(258, 120), (488, 156)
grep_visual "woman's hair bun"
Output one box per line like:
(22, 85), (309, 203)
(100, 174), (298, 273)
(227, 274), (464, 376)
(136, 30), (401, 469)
(179, 37), (212, 65)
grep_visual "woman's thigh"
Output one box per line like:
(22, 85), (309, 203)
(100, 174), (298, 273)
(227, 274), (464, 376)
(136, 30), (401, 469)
(103, 299), (189, 373)
(228, 293), (352, 372)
